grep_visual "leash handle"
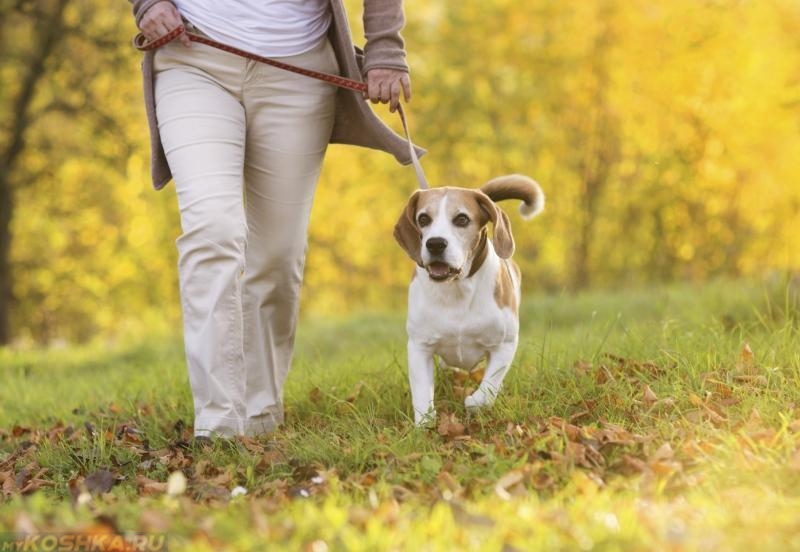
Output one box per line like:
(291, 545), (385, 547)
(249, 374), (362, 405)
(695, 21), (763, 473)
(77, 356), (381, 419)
(134, 25), (429, 189)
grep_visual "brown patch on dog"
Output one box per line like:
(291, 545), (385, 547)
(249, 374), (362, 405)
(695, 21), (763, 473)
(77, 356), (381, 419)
(467, 228), (488, 277)
(494, 260), (520, 312)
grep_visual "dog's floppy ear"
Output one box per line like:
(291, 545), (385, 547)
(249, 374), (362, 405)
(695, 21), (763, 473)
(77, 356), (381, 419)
(475, 191), (515, 259)
(393, 191), (423, 265)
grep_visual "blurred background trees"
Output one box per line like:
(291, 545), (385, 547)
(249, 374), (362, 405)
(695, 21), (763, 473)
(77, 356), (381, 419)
(0, 0), (798, 346)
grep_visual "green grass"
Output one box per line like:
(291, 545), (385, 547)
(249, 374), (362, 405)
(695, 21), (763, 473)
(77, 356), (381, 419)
(1, 278), (800, 551)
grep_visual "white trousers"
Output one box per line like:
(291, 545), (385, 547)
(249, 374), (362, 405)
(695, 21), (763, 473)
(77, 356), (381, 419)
(154, 37), (338, 437)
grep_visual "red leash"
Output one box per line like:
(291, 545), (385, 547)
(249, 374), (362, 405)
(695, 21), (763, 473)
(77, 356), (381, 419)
(134, 25), (428, 189)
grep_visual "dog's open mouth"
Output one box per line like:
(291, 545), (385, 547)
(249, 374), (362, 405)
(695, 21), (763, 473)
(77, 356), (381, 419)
(426, 262), (462, 281)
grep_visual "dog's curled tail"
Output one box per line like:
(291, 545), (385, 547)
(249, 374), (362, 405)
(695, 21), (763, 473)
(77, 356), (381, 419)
(480, 174), (545, 220)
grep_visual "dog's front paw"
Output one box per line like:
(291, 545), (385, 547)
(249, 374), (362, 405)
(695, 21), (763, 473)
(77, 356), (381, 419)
(464, 387), (496, 410)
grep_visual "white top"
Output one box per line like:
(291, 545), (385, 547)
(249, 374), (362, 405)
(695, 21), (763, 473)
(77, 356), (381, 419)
(174, 0), (332, 58)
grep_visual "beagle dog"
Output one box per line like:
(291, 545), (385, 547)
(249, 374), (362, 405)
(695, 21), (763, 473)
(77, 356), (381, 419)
(393, 175), (545, 425)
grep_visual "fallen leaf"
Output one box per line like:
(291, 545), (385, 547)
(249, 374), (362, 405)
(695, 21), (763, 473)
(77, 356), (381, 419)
(619, 454), (648, 474)
(11, 426), (31, 438)
(450, 502), (495, 528)
(84, 469), (117, 495)
(732, 374), (768, 387)
(137, 475), (167, 495)
(595, 365), (616, 384)
(736, 343), (757, 374)
(469, 366), (485, 384)
(345, 382), (364, 403)
(437, 414), (466, 440)
(650, 460), (682, 476)
(436, 471), (462, 495)
(642, 384), (658, 406)
(495, 470), (525, 500)
(573, 360), (593, 375)
(703, 377), (734, 398)
(650, 443), (674, 463)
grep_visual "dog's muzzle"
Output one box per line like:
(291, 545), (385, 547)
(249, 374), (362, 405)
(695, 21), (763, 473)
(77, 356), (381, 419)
(425, 262), (462, 281)
(424, 238), (462, 281)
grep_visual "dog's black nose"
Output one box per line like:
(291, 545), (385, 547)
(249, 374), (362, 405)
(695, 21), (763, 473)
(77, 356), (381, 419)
(426, 237), (448, 254)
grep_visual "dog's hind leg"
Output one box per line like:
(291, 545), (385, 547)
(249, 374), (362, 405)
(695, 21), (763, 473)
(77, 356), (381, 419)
(408, 342), (437, 426)
(464, 340), (518, 410)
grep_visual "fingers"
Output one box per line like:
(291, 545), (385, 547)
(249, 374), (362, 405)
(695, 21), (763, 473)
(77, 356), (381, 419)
(139, 1), (190, 46)
(400, 74), (412, 102)
(366, 69), (412, 112)
(177, 30), (192, 47)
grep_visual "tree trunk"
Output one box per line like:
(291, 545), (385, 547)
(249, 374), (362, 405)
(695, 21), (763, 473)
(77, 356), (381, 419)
(0, 0), (70, 344)
(570, 0), (618, 290)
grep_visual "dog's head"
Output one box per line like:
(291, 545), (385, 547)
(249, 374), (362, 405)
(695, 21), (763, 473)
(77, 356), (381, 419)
(393, 187), (515, 282)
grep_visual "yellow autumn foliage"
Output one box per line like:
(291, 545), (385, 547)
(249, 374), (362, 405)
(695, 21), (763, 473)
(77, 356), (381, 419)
(1, 0), (798, 344)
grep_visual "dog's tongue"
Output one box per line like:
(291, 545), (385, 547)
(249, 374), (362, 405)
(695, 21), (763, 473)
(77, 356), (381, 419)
(428, 262), (451, 278)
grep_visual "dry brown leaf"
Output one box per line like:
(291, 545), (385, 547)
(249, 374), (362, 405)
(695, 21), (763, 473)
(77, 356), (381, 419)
(256, 449), (284, 469)
(650, 461), (682, 476)
(736, 343), (757, 374)
(688, 393), (704, 407)
(436, 471), (462, 494)
(549, 417), (582, 441)
(19, 477), (54, 495)
(732, 374), (768, 387)
(308, 387), (323, 404)
(469, 366), (485, 384)
(620, 454), (648, 474)
(642, 384), (658, 406)
(573, 360), (593, 375)
(703, 405), (728, 425)
(569, 410), (591, 423)
(358, 471), (378, 487)
(595, 365), (616, 384)
(345, 382), (365, 403)
(136, 475), (167, 495)
(650, 442), (674, 463)
(703, 377), (734, 398)
(206, 471), (233, 487)
(437, 414), (466, 440)
(565, 441), (590, 468)
(495, 470), (525, 500)
(650, 397), (677, 413)
(451, 367), (470, 384)
(450, 502), (495, 528)
(84, 469), (117, 495)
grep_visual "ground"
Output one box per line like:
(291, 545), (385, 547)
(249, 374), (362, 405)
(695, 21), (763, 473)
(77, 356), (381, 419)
(1, 279), (799, 551)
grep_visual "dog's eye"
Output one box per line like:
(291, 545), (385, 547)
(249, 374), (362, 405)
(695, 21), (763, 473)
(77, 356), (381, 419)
(417, 213), (431, 227)
(453, 214), (470, 227)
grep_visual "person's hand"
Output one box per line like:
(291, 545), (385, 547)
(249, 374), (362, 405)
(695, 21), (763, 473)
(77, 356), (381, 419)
(365, 69), (411, 112)
(139, 1), (191, 47)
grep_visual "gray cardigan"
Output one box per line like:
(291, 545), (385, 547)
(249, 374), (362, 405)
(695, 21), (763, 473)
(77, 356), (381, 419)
(130, 0), (424, 190)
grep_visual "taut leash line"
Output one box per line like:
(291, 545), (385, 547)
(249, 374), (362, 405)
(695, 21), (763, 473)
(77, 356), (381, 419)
(134, 25), (428, 189)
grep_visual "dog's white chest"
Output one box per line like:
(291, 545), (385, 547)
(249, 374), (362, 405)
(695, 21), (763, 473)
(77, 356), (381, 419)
(406, 272), (518, 370)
